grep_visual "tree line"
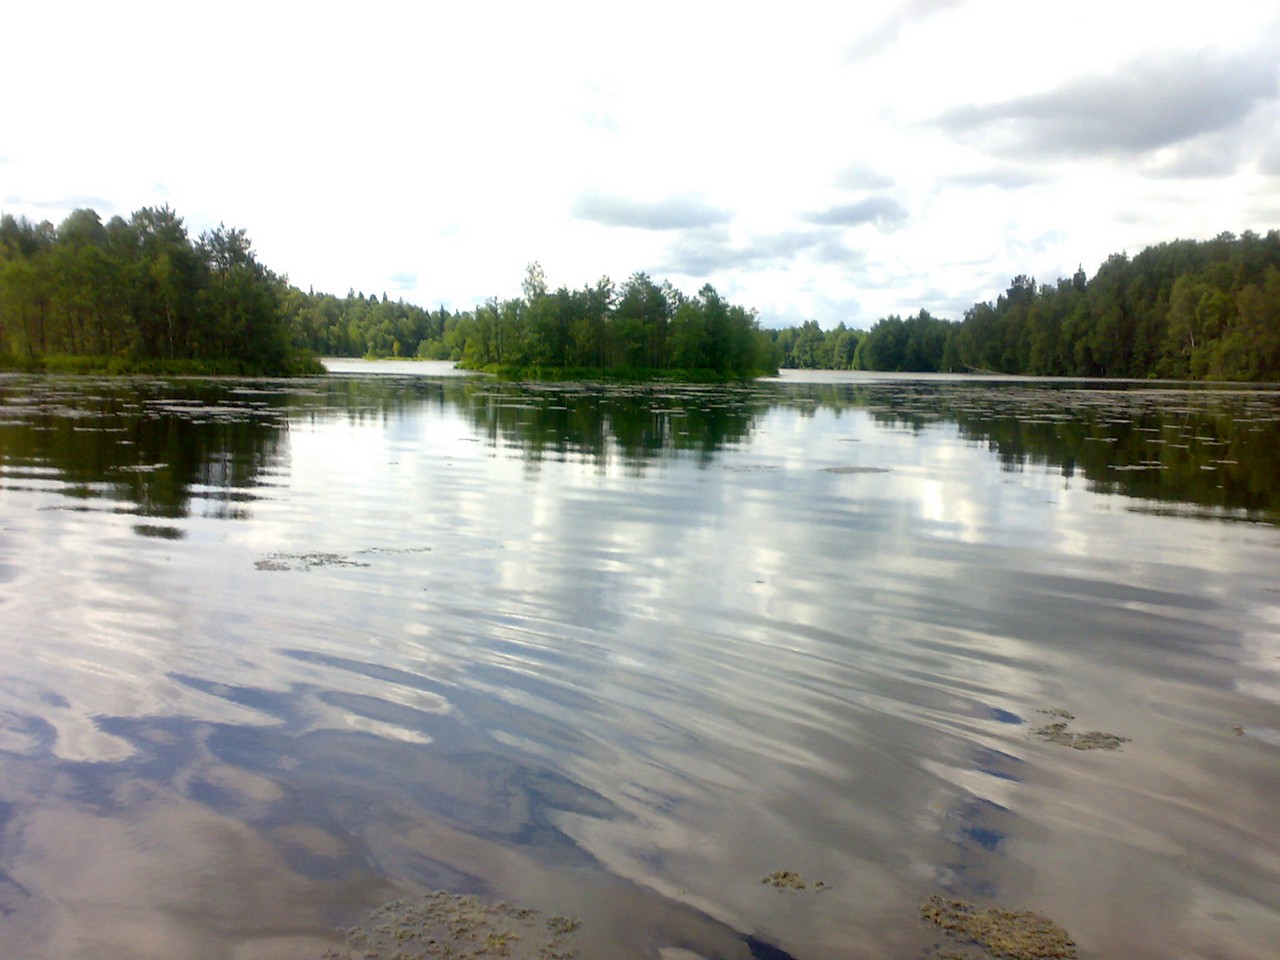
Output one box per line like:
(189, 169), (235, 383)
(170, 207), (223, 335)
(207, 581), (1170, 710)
(771, 230), (1280, 380)
(0, 207), (322, 375)
(285, 262), (778, 378)
(1, 207), (775, 379)
(8, 205), (1275, 382)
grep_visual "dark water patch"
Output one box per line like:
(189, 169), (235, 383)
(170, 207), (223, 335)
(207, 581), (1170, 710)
(282, 650), (455, 699)
(0, 873), (32, 918)
(970, 748), (1023, 783)
(745, 935), (803, 960)
(944, 798), (1013, 859)
(466, 660), (607, 717)
(283, 652), (619, 770)
(317, 690), (450, 738)
(1126, 503), (1270, 524)
(132, 523), (185, 540)
(0, 802), (33, 916)
(0, 710), (58, 758)
(985, 708), (1024, 726)
(197, 713), (619, 861)
(63, 715), (274, 808)
(1014, 572), (1219, 613)
(963, 827), (1004, 853)
(168, 674), (305, 727)
(0, 376), (288, 520)
(284, 650), (619, 773)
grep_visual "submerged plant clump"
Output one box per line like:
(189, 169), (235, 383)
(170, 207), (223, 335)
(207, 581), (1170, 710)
(254, 551), (371, 571)
(761, 869), (828, 891)
(1030, 709), (1130, 751)
(326, 891), (582, 960)
(919, 895), (1077, 960)
(256, 545), (430, 570)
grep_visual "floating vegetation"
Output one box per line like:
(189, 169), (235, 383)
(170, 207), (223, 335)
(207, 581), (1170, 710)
(132, 523), (185, 540)
(1031, 724), (1131, 751)
(919, 895), (1076, 960)
(761, 869), (828, 892)
(326, 890), (582, 960)
(256, 546), (432, 570)
(1030, 709), (1129, 751)
(254, 552), (371, 571)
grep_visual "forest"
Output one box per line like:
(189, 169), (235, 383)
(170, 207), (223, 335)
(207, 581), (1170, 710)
(1, 207), (774, 379)
(283, 263), (777, 379)
(5, 204), (1276, 381)
(772, 230), (1280, 380)
(0, 207), (322, 375)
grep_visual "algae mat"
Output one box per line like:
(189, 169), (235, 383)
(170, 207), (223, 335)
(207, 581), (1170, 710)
(325, 891), (582, 960)
(920, 896), (1076, 960)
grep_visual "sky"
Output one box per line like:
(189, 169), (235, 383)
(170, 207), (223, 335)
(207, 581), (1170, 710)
(4, 0), (1279, 329)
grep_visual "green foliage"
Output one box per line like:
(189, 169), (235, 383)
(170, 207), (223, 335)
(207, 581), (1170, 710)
(0, 206), (320, 376)
(284, 262), (777, 379)
(850, 310), (952, 372)
(771, 230), (1280, 381)
(944, 233), (1280, 380)
(771, 320), (860, 369)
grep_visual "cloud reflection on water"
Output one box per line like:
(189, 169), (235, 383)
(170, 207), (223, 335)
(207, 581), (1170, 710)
(0, 373), (1279, 958)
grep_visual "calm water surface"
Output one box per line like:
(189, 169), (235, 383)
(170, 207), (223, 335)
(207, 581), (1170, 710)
(1, 363), (1278, 959)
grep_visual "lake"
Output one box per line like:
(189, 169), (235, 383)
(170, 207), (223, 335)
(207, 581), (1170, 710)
(1, 361), (1278, 960)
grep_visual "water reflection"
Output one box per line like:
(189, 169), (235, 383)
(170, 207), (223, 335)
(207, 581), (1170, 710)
(459, 382), (769, 470)
(0, 371), (1278, 960)
(835, 381), (1280, 521)
(4, 374), (1278, 521)
(0, 377), (293, 524)
(302, 374), (1280, 518)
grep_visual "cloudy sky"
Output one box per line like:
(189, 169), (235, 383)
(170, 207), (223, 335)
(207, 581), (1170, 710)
(4, 1), (1279, 328)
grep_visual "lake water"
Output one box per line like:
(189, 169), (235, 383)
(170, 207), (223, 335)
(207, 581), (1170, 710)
(1, 362), (1278, 960)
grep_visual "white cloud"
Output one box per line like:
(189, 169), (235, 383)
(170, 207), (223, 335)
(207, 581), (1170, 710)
(3, 0), (1278, 329)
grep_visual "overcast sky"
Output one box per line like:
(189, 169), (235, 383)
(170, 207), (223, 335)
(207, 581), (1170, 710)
(4, 1), (1279, 328)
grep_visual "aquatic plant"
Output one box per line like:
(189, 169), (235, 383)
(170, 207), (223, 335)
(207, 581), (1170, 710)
(919, 895), (1076, 960)
(760, 870), (828, 892)
(329, 890), (582, 960)
(1030, 710), (1130, 750)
